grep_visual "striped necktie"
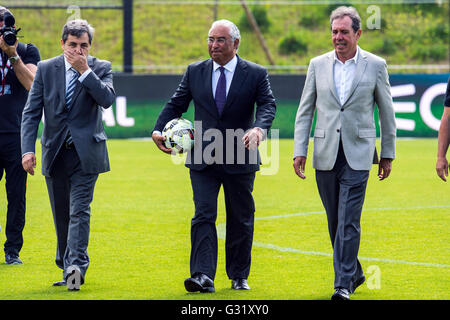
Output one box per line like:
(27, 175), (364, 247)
(66, 67), (79, 109)
(65, 67), (79, 146)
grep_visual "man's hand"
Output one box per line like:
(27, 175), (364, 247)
(64, 50), (89, 74)
(152, 132), (173, 154)
(378, 158), (392, 181)
(293, 156), (307, 179)
(0, 36), (36, 90)
(243, 128), (263, 150)
(0, 36), (18, 57)
(22, 153), (36, 175)
(436, 108), (449, 182)
(436, 157), (448, 182)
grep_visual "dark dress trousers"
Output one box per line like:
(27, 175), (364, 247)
(153, 56), (276, 280)
(21, 54), (115, 280)
(0, 42), (40, 258)
(0, 134), (26, 256)
(315, 140), (369, 289)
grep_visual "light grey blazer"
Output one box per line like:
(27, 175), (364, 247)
(293, 48), (396, 171)
(21, 54), (116, 176)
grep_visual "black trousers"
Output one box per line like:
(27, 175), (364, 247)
(0, 133), (26, 256)
(189, 165), (255, 280)
(315, 141), (369, 290)
(45, 145), (98, 280)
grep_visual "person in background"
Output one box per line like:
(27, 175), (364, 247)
(0, 6), (40, 265)
(435, 76), (450, 182)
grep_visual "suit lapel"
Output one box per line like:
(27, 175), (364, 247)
(342, 49), (368, 106)
(326, 52), (340, 105)
(54, 54), (66, 108)
(223, 55), (248, 113)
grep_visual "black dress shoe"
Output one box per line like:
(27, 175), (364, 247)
(231, 278), (250, 290)
(5, 254), (22, 265)
(350, 276), (365, 294)
(331, 288), (350, 301)
(184, 273), (215, 293)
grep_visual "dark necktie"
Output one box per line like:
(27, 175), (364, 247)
(215, 66), (226, 115)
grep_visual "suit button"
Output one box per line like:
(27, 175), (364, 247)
(337, 129), (340, 133)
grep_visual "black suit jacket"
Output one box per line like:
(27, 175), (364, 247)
(153, 56), (276, 174)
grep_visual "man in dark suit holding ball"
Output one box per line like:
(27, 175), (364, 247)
(152, 19), (276, 293)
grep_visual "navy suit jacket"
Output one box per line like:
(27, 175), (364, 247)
(153, 56), (276, 174)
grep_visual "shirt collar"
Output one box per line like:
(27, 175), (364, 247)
(334, 46), (359, 65)
(213, 55), (238, 73)
(63, 56), (73, 72)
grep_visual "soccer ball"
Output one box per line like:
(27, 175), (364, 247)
(162, 118), (195, 153)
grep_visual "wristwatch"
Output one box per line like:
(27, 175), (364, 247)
(8, 55), (20, 64)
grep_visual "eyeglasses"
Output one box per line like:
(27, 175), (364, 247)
(207, 37), (228, 45)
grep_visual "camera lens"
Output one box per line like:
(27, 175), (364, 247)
(3, 31), (16, 46)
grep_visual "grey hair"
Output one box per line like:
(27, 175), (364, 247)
(330, 6), (361, 33)
(62, 19), (95, 44)
(210, 19), (241, 43)
(0, 6), (12, 22)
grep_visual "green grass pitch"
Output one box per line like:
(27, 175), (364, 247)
(0, 138), (448, 300)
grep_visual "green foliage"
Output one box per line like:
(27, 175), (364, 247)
(404, 3), (445, 15)
(427, 24), (449, 41)
(239, 5), (271, 32)
(7, 3), (449, 73)
(379, 38), (397, 55)
(298, 6), (328, 29)
(278, 32), (308, 55)
(412, 44), (448, 62)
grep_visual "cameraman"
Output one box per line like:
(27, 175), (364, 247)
(0, 6), (40, 265)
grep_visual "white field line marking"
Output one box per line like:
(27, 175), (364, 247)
(216, 205), (450, 268)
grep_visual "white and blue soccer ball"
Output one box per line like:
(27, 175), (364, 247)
(162, 118), (195, 153)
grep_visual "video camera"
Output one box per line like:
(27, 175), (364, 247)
(1, 11), (21, 46)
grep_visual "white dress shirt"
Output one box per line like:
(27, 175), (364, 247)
(212, 55), (237, 98)
(333, 46), (359, 105)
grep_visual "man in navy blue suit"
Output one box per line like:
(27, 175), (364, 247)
(152, 19), (276, 293)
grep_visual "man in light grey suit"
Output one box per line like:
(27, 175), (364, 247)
(293, 7), (396, 300)
(21, 19), (115, 290)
